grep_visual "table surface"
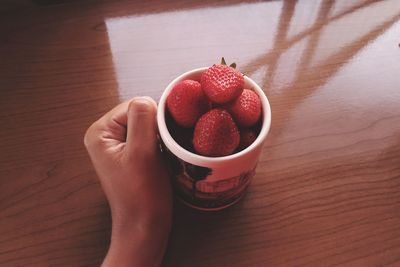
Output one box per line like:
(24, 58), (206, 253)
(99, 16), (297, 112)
(1, 0), (400, 266)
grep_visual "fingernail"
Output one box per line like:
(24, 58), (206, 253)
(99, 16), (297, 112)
(129, 97), (155, 114)
(126, 97), (158, 153)
(141, 96), (157, 107)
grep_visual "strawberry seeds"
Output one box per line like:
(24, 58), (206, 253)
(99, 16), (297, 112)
(166, 62), (262, 157)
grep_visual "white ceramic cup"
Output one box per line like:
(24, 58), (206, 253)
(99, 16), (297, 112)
(157, 67), (271, 211)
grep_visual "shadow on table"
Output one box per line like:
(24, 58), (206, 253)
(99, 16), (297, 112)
(162, 198), (251, 266)
(163, 0), (400, 265)
(242, 0), (400, 138)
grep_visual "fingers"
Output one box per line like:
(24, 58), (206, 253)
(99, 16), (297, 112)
(126, 97), (158, 157)
(84, 97), (158, 155)
(84, 100), (130, 152)
(99, 101), (131, 142)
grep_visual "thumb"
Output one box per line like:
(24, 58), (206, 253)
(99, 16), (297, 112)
(126, 97), (158, 157)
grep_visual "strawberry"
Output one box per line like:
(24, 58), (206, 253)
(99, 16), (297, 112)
(167, 79), (210, 127)
(201, 64), (244, 104)
(193, 108), (240, 157)
(227, 89), (261, 127)
(238, 128), (258, 150)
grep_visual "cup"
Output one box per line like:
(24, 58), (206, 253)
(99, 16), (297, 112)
(157, 67), (271, 211)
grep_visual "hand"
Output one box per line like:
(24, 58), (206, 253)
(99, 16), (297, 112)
(84, 97), (172, 267)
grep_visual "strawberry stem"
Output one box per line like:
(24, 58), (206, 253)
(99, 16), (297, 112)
(221, 57), (227, 65)
(220, 57), (237, 69)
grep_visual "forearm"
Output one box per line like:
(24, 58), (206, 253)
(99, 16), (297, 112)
(102, 218), (170, 267)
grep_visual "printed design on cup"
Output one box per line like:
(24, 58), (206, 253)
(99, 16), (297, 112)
(162, 144), (256, 209)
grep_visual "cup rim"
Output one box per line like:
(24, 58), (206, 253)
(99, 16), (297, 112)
(157, 67), (272, 165)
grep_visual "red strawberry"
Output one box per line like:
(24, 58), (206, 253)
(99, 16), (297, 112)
(238, 128), (258, 150)
(167, 79), (210, 127)
(193, 108), (240, 157)
(227, 89), (261, 127)
(201, 64), (244, 104)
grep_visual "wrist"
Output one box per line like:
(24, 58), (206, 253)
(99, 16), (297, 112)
(110, 205), (172, 235)
(102, 207), (171, 267)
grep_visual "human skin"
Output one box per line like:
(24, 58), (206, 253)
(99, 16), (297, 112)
(84, 97), (172, 267)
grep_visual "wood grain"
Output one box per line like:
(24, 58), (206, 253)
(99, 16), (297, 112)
(1, 0), (400, 266)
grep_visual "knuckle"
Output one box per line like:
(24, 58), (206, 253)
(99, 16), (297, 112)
(83, 122), (100, 150)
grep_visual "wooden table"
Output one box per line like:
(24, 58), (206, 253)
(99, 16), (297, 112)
(1, 0), (400, 266)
